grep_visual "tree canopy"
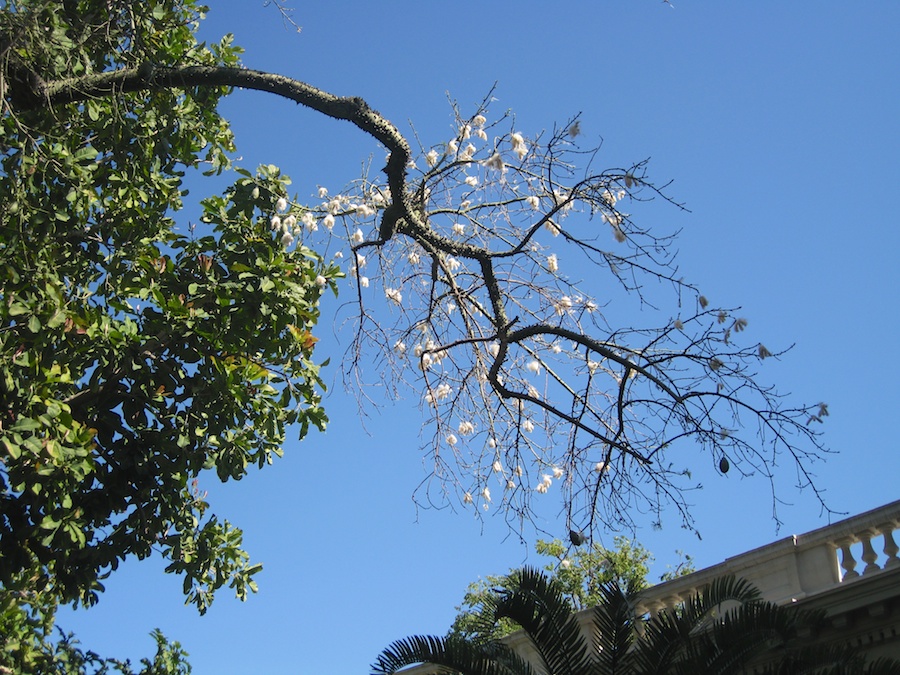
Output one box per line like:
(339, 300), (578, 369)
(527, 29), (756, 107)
(0, 0), (833, 655)
(0, 0), (339, 623)
(449, 537), (694, 643)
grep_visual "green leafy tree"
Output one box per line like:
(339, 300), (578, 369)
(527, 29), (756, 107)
(0, 0), (336, 617)
(374, 567), (900, 675)
(450, 538), (692, 642)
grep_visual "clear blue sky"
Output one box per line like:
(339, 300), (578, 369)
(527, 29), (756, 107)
(58, 2), (899, 673)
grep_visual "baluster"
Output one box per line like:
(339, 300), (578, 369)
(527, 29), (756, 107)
(860, 532), (881, 574)
(839, 542), (859, 580)
(881, 524), (900, 569)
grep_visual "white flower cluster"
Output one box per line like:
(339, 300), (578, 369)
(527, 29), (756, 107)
(385, 287), (402, 305)
(535, 466), (564, 493)
(424, 382), (452, 405)
(413, 340), (448, 371)
(510, 132), (527, 161)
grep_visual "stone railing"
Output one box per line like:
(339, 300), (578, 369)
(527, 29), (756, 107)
(632, 499), (900, 615)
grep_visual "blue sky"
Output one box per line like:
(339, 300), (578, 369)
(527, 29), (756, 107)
(57, 2), (900, 673)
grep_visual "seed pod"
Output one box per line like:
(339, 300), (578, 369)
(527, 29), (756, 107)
(569, 529), (586, 546)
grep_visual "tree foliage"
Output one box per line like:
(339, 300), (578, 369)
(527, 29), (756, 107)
(450, 537), (693, 643)
(0, 0), (336, 619)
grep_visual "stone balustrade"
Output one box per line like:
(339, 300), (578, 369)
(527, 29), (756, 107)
(632, 498), (900, 616)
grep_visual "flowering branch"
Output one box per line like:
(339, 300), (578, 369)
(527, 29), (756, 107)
(8, 59), (832, 538)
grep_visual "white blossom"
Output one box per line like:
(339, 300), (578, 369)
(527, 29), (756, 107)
(385, 287), (402, 304)
(276, 197), (288, 212)
(302, 212), (318, 232)
(554, 296), (573, 315)
(547, 254), (558, 274)
(427, 383), (451, 401)
(484, 152), (505, 172)
(510, 132), (527, 160)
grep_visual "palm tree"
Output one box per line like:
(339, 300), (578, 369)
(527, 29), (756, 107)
(371, 567), (900, 675)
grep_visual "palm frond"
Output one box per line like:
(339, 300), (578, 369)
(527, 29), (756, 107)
(592, 577), (642, 674)
(493, 567), (594, 675)
(370, 634), (536, 675)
